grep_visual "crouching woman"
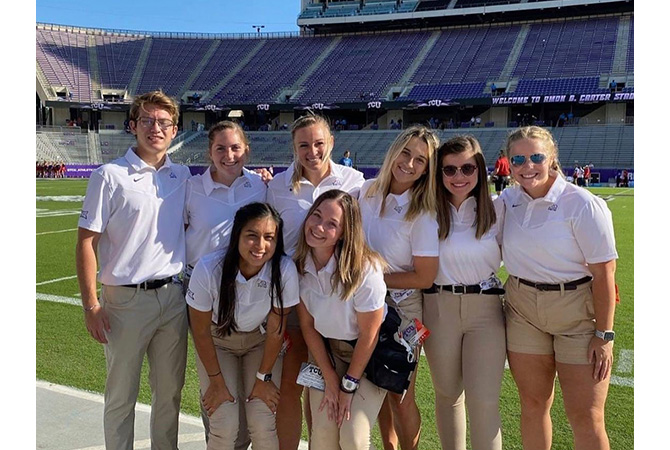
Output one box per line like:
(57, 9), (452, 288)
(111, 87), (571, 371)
(186, 202), (299, 450)
(295, 189), (388, 450)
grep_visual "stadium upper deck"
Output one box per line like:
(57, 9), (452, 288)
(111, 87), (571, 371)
(36, 0), (633, 135)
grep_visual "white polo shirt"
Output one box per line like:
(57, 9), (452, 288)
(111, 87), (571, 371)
(299, 253), (387, 341)
(359, 179), (439, 274)
(78, 148), (190, 285)
(185, 167), (267, 266)
(500, 175), (618, 283)
(436, 196), (504, 286)
(267, 161), (365, 255)
(186, 250), (300, 332)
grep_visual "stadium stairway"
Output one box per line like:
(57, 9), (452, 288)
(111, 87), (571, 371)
(178, 40), (222, 99)
(206, 40), (266, 104)
(128, 37), (153, 96)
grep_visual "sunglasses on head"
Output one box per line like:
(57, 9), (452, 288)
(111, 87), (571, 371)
(510, 153), (547, 167)
(441, 164), (477, 177)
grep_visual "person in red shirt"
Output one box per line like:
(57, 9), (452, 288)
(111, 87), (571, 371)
(492, 150), (511, 195)
(583, 164), (591, 187)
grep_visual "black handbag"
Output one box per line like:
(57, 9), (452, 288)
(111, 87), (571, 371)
(348, 307), (417, 394)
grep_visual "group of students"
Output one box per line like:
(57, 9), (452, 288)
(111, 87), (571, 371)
(77, 90), (618, 450)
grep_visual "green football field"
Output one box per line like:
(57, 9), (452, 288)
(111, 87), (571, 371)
(36, 178), (634, 449)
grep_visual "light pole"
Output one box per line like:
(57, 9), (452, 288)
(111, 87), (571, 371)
(252, 25), (265, 35)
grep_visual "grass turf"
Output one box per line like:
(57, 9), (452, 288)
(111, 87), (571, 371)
(36, 179), (634, 449)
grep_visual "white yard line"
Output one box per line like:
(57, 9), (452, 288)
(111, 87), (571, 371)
(37, 228), (78, 236)
(36, 275), (78, 286)
(617, 349), (634, 373)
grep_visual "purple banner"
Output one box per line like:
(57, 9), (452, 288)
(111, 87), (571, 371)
(493, 92), (634, 105)
(65, 165), (101, 178)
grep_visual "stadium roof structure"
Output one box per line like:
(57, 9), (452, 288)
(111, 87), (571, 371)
(297, 0), (633, 34)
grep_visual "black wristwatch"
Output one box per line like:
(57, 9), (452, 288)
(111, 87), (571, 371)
(594, 330), (615, 342)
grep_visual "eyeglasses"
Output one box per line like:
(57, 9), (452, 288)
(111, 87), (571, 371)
(136, 117), (175, 130)
(510, 153), (547, 167)
(442, 164), (477, 177)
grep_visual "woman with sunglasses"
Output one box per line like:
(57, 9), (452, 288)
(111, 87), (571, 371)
(500, 126), (618, 450)
(186, 202), (299, 450)
(422, 135), (505, 450)
(358, 125), (440, 450)
(295, 189), (388, 450)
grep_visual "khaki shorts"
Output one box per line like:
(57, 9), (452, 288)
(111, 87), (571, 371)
(504, 276), (595, 365)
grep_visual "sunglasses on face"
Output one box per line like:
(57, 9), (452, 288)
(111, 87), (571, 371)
(510, 153), (547, 167)
(441, 164), (477, 177)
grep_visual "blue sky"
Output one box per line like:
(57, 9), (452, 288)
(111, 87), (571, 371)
(36, 0), (301, 34)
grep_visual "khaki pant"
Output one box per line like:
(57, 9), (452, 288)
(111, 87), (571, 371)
(184, 272), (250, 449)
(309, 340), (387, 450)
(423, 291), (506, 450)
(101, 282), (188, 450)
(195, 326), (283, 450)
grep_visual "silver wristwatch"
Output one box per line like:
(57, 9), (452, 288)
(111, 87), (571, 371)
(594, 329), (615, 342)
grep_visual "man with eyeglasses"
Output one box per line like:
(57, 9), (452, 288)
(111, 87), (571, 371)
(76, 90), (191, 450)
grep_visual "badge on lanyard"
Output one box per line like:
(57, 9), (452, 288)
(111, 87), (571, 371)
(296, 362), (326, 391)
(388, 288), (415, 304)
(401, 318), (431, 349)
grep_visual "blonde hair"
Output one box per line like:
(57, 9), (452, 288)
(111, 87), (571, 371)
(294, 190), (386, 301)
(366, 125), (439, 221)
(290, 114), (334, 192)
(129, 90), (179, 125)
(436, 135), (496, 240)
(505, 126), (563, 177)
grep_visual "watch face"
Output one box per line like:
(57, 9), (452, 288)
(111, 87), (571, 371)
(263, 374), (272, 382)
(604, 331), (615, 341)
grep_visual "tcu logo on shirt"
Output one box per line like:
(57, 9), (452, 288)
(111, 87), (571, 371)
(548, 204), (558, 211)
(393, 205), (403, 214)
(80, 210), (88, 220)
(170, 172), (177, 179)
(332, 179), (342, 186)
(257, 280), (268, 289)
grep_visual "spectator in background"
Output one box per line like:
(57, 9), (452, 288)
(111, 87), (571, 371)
(610, 80), (617, 94)
(475, 116), (482, 127)
(470, 116), (476, 127)
(583, 164), (591, 187)
(390, 119), (396, 129)
(339, 150), (353, 167)
(492, 150), (511, 196)
(558, 113), (567, 127)
(398, 118), (403, 129)
(491, 83), (497, 96)
(573, 164), (585, 186)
